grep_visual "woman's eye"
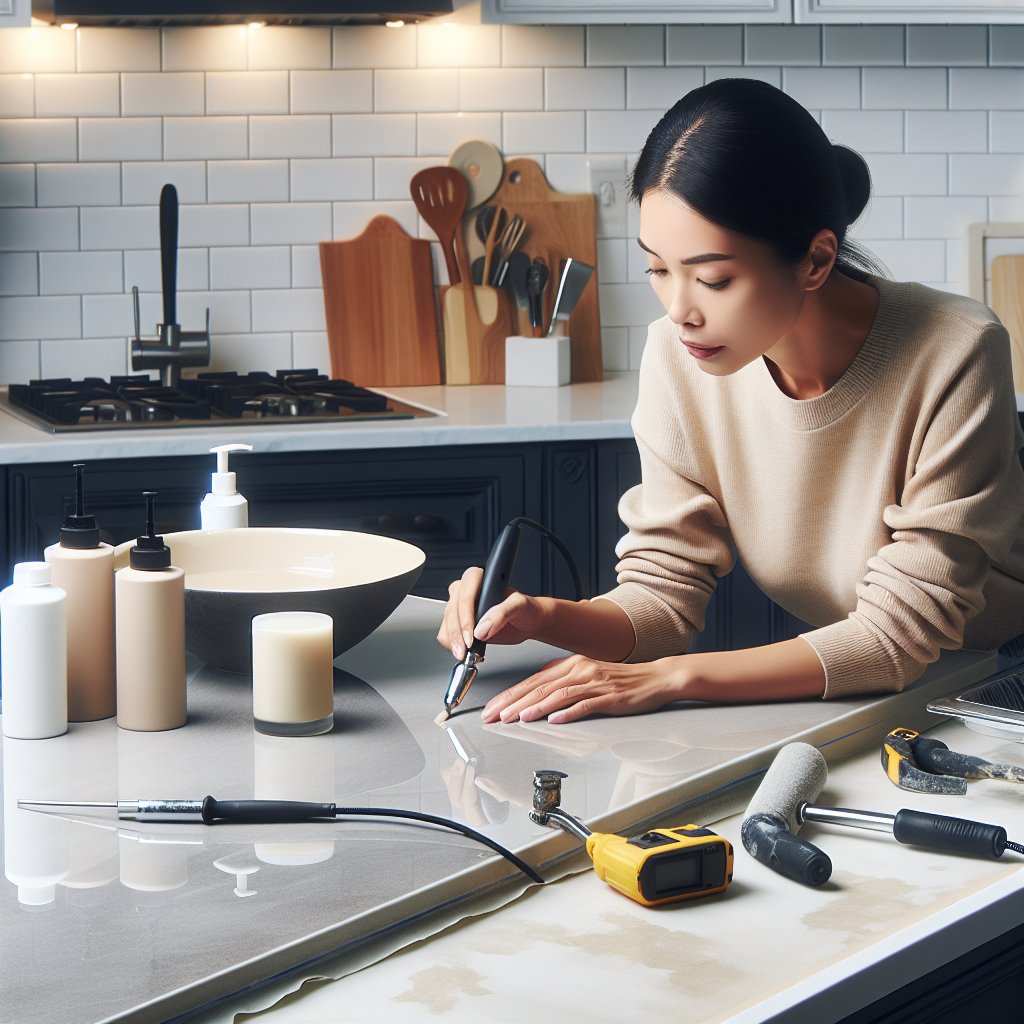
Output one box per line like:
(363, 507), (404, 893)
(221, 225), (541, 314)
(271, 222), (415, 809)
(698, 278), (731, 291)
(644, 267), (668, 277)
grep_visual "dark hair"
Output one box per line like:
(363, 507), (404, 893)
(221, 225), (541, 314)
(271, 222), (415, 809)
(629, 78), (884, 279)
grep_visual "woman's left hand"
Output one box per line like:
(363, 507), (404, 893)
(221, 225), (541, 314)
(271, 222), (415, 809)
(481, 655), (686, 725)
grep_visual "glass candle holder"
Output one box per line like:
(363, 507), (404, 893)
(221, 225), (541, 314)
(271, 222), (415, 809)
(251, 611), (335, 737)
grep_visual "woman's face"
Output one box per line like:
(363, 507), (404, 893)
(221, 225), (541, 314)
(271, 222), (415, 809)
(638, 189), (810, 376)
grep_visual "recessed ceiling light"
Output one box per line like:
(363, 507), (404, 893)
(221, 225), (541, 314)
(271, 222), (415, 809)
(385, 20), (404, 28)
(60, 22), (77, 29)
(248, 21), (265, 29)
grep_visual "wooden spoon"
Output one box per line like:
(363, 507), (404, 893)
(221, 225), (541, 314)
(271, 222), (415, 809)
(410, 166), (467, 286)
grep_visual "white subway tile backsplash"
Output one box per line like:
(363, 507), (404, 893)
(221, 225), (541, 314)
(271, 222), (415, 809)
(746, 26), (820, 67)
(290, 158), (372, 201)
(0, 119), (76, 162)
(291, 245), (320, 287)
(36, 74), (119, 118)
(41, 337), (127, 379)
(598, 282), (664, 328)
(334, 25), (416, 70)
(207, 71), (288, 115)
(164, 116), (248, 160)
(251, 202), (331, 244)
(162, 26), (248, 73)
(904, 196), (987, 245)
(950, 68), (1024, 111)
(250, 114), (330, 158)
(0, 75), (34, 119)
(852, 198), (903, 242)
(209, 245), (290, 290)
(178, 203), (249, 246)
(990, 26), (1024, 67)
(0, 207), (78, 251)
(251, 288), (325, 332)
(704, 66), (781, 87)
(332, 113), (415, 157)
(864, 239), (945, 282)
(601, 326), (628, 371)
(77, 28), (160, 73)
(81, 205), (157, 249)
(124, 247), (208, 292)
(906, 111), (986, 154)
(865, 154), (948, 196)
(546, 68), (623, 111)
(597, 238), (626, 284)
(207, 159), (286, 203)
(626, 238), (652, 284)
(0, 340), (39, 382)
(587, 110), (661, 153)
(503, 111), (584, 153)
(40, 250), (122, 295)
(122, 73), (204, 117)
(907, 26), (987, 67)
(991, 111), (1024, 153)
(374, 156), (443, 200)
(332, 200), (418, 239)
(587, 26), (663, 68)
(821, 110), (903, 153)
(783, 67), (859, 110)
(502, 26), (583, 68)
(292, 330), (330, 371)
(0, 164), (35, 206)
(418, 24), (501, 69)
(0, 29), (75, 75)
(822, 26), (904, 67)
(82, 291), (161, 338)
(290, 70), (372, 114)
(626, 68), (702, 111)
(950, 153), (1024, 195)
(37, 162), (120, 206)
(375, 69), (458, 113)
(176, 290), (250, 333)
(544, 153), (589, 193)
(666, 25), (741, 66)
(79, 118), (161, 162)
(0, 295), (80, 340)
(0, 253), (38, 295)
(249, 27), (330, 72)
(122, 160), (205, 205)
(417, 112), (501, 156)
(460, 68), (542, 112)
(863, 68), (947, 111)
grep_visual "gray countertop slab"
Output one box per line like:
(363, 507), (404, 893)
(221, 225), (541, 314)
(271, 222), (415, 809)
(0, 596), (996, 1024)
(0, 374), (639, 465)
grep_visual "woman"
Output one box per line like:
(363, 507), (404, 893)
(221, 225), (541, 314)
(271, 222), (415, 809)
(438, 78), (1024, 725)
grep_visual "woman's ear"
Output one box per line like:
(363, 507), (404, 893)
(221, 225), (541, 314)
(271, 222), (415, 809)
(802, 229), (838, 291)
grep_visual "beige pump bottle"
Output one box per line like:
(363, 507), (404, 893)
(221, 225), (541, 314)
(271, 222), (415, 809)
(115, 491), (186, 732)
(44, 463), (115, 722)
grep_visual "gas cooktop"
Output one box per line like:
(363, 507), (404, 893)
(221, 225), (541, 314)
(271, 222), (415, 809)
(1, 370), (437, 433)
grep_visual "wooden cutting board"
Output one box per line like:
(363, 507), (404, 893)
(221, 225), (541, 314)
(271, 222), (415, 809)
(485, 158), (603, 383)
(989, 254), (1024, 393)
(320, 216), (441, 387)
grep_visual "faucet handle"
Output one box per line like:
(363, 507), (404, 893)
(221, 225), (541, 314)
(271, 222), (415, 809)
(132, 285), (141, 344)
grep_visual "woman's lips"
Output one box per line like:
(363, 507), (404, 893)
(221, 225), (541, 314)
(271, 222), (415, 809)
(680, 339), (724, 359)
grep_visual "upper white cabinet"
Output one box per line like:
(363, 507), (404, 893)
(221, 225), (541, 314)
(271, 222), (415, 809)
(795, 0), (1024, 22)
(481, 0), (791, 25)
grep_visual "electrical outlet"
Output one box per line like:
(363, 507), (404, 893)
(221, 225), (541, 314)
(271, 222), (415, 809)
(588, 157), (627, 240)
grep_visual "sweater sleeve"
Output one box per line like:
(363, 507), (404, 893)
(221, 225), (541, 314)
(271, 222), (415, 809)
(800, 321), (1024, 698)
(598, 329), (736, 662)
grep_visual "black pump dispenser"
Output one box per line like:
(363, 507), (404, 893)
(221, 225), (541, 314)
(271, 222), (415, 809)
(60, 463), (101, 549)
(130, 491), (172, 571)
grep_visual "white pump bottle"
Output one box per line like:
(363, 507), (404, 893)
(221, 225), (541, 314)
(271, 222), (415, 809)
(200, 443), (253, 530)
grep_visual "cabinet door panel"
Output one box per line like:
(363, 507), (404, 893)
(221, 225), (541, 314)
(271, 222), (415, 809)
(483, 0), (790, 24)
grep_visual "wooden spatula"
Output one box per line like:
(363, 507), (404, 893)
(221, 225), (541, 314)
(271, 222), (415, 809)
(410, 166), (466, 286)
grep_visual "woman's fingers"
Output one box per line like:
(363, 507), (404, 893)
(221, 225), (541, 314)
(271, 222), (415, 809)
(474, 591), (537, 642)
(481, 657), (578, 722)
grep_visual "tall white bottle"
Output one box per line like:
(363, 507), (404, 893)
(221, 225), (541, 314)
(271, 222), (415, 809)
(1, 561), (67, 739)
(200, 443), (253, 530)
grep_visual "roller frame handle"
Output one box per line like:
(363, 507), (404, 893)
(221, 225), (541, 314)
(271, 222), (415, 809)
(200, 797), (337, 825)
(741, 814), (832, 887)
(893, 808), (1007, 859)
(160, 183), (178, 327)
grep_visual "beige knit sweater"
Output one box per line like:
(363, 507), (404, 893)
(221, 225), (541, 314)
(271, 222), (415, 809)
(601, 277), (1024, 698)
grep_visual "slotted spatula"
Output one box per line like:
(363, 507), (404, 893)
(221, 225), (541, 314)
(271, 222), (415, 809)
(410, 166), (467, 286)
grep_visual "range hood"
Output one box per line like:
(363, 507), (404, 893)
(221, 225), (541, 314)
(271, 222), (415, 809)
(36, 0), (453, 25)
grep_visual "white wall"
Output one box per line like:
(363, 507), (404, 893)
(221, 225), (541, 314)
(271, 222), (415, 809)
(0, 21), (1021, 384)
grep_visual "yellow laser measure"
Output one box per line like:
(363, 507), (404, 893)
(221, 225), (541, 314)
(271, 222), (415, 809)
(531, 770), (734, 907)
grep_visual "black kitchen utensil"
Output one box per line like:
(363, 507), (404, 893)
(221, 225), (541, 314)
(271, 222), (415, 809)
(526, 258), (549, 337)
(507, 251), (531, 315)
(159, 184), (178, 328)
(471, 256), (485, 286)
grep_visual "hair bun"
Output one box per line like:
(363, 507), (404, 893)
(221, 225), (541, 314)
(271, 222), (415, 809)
(833, 144), (871, 226)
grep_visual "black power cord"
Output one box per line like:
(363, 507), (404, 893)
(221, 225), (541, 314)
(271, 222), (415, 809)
(507, 517), (584, 601)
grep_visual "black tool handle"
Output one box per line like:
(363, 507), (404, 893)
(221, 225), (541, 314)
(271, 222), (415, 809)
(200, 797), (336, 825)
(893, 808), (1006, 859)
(477, 523), (522, 625)
(159, 183), (178, 326)
(741, 815), (832, 887)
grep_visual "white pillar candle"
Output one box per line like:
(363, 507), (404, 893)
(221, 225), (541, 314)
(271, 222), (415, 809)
(251, 611), (334, 737)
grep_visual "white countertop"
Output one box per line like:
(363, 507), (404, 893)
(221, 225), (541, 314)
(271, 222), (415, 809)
(0, 374), (639, 465)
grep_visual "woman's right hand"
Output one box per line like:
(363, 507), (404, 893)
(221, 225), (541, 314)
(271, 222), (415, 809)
(438, 566), (549, 660)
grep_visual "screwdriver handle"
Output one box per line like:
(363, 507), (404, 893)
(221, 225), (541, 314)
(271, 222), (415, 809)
(200, 797), (337, 824)
(893, 808), (1006, 859)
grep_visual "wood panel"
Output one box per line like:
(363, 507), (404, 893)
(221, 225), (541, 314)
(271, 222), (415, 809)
(990, 254), (1024, 394)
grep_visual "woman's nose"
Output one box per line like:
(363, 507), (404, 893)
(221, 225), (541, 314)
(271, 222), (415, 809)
(667, 286), (703, 328)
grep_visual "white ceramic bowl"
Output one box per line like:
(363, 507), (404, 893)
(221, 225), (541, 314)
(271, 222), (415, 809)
(113, 528), (425, 673)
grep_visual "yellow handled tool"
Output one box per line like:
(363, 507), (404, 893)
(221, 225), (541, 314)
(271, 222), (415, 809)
(530, 770), (733, 907)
